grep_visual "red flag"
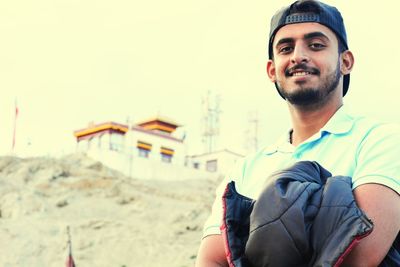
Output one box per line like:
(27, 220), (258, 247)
(12, 99), (18, 151)
(65, 254), (76, 267)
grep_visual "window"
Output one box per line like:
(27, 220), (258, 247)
(137, 141), (152, 158)
(110, 133), (124, 151)
(138, 148), (150, 158)
(161, 154), (172, 163)
(193, 162), (200, 169)
(206, 159), (218, 172)
(160, 147), (174, 163)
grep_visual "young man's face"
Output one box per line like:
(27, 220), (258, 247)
(267, 22), (343, 107)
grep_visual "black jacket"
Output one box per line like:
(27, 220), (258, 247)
(220, 161), (400, 267)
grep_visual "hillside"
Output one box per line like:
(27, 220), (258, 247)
(0, 154), (220, 267)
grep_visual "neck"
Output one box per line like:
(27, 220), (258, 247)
(288, 97), (343, 146)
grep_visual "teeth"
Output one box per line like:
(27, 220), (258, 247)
(292, 71), (311, 76)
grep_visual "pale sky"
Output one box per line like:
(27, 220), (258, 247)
(1, 0), (399, 157)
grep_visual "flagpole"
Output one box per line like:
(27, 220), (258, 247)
(12, 98), (18, 153)
(66, 226), (76, 267)
(67, 226), (72, 255)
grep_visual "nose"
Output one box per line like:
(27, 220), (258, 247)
(290, 44), (310, 64)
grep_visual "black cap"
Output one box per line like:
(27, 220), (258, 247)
(268, 0), (350, 97)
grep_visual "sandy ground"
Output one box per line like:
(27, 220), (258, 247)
(0, 154), (220, 267)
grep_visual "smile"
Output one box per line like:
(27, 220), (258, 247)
(292, 71), (312, 76)
(285, 65), (320, 77)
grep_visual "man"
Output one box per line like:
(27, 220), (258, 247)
(196, 0), (400, 266)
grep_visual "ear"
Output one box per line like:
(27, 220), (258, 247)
(340, 50), (354, 75)
(266, 59), (277, 82)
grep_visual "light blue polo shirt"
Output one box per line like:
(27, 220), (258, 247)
(203, 106), (400, 238)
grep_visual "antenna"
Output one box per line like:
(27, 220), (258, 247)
(245, 110), (259, 153)
(201, 91), (222, 153)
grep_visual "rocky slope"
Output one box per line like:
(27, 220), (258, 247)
(0, 154), (220, 267)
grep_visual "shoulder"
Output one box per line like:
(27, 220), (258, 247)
(355, 118), (400, 151)
(343, 112), (400, 149)
(349, 112), (400, 136)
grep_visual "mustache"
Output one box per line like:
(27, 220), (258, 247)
(285, 63), (320, 76)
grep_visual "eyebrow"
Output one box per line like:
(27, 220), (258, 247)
(275, 31), (330, 48)
(304, 31), (330, 41)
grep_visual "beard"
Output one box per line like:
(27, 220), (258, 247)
(276, 61), (341, 108)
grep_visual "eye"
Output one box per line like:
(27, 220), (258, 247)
(309, 43), (326, 50)
(278, 45), (293, 54)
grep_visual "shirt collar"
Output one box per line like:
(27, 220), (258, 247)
(320, 105), (355, 135)
(263, 105), (355, 155)
(263, 130), (294, 155)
